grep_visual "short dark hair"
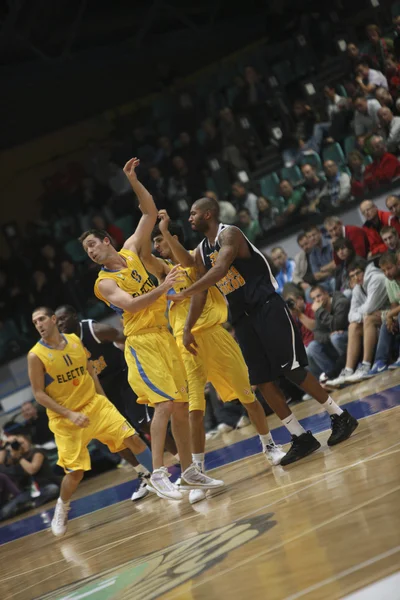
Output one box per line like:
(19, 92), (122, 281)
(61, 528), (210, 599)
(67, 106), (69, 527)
(297, 232), (306, 244)
(151, 222), (185, 245)
(32, 306), (55, 317)
(238, 207), (250, 215)
(381, 225), (398, 237)
(310, 284), (329, 295)
(305, 224), (320, 234)
(356, 59), (370, 68)
(379, 252), (398, 268)
(348, 257), (368, 274)
(79, 229), (109, 244)
(333, 237), (355, 253)
(55, 304), (78, 316)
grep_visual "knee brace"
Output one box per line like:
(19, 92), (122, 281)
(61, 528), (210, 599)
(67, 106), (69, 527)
(285, 366), (308, 386)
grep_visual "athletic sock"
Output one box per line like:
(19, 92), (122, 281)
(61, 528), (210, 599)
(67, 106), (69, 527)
(192, 453), (205, 473)
(362, 361), (371, 369)
(259, 433), (274, 447)
(282, 415), (306, 437)
(323, 396), (343, 417)
(344, 367), (354, 376)
(135, 447), (153, 473)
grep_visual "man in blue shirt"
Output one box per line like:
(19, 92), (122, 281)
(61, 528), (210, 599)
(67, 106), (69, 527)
(271, 246), (296, 294)
(306, 225), (336, 293)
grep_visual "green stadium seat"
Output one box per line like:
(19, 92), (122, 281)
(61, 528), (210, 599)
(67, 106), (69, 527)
(272, 60), (295, 86)
(205, 176), (218, 193)
(259, 172), (280, 198)
(344, 136), (356, 157)
(114, 215), (133, 240)
(336, 84), (348, 98)
(270, 196), (286, 214)
(64, 239), (87, 263)
(301, 153), (322, 171)
(322, 142), (346, 166)
(280, 166), (302, 186)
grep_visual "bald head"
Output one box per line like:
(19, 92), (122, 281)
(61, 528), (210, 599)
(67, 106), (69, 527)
(360, 200), (378, 221)
(378, 107), (393, 125)
(189, 197), (220, 233)
(192, 197), (220, 218)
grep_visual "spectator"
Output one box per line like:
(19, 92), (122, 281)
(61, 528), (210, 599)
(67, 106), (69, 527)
(201, 118), (223, 158)
(323, 160), (351, 206)
(219, 107), (250, 172)
(324, 216), (369, 264)
(38, 242), (65, 284)
(384, 55), (400, 99)
(279, 180), (305, 221)
(306, 225), (335, 292)
(360, 199), (399, 256)
(235, 65), (269, 143)
(282, 100), (317, 166)
(365, 24), (394, 72)
(363, 136), (400, 191)
(348, 150), (366, 197)
(355, 61), (388, 95)
(177, 131), (205, 173)
(204, 190), (236, 225)
(375, 86), (395, 108)
(381, 226), (400, 254)
(386, 194), (400, 226)
(324, 85), (344, 120)
(92, 214), (124, 249)
(257, 196), (279, 233)
(346, 42), (372, 73)
(301, 164), (329, 213)
(368, 252), (400, 373)
(332, 238), (357, 296)
(293, 232), (317, 299)
(353, 96), (381, 136)
(20, 401), (54, 446)
(168, 156), (205, 217)
(284, 288), (319, 376)
(147, 166), (168, 209)
(236, 208), (261, 243)
(378, 107), (400, 154)
(59, 260), (92, 314)
(231, 182), (258, 220)
(270, 247), (295, 295)
(326, 98), (354, 147)
(155, 136), (175, 177)
(31, 269), (61, 309)
(327, 257), (389, 386)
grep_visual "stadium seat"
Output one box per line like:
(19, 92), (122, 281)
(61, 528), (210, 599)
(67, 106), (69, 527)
(364, 155), (373, 165)
(392, 0), (400, 16)
(114, 215), (133, 240)
(64, 239), (87, 263)
(270, 196), (286, 214)
(322, 142), (346, 166)
(280, 165), (302, 186)
(336, 84), (348, 98)
(259, 172), (280, 198)
(301, 153), (322, 171)
(344, 136), (356, 157)
(205, 176), (218, 193)
(272, 60), (295, 86)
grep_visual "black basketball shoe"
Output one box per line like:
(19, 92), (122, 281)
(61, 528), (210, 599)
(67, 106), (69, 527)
(327, 410), (359, 446)
(280, 431), (321, 466)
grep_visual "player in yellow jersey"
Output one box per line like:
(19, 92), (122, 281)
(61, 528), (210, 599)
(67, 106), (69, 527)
(28, 306), (154, 537)
(80, 157), (223, 500)
(142, 210), (285, 504)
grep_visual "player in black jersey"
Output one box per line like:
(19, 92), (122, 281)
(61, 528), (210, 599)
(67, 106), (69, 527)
(55, 304), (178, 498)
(167, 197), (358, 465)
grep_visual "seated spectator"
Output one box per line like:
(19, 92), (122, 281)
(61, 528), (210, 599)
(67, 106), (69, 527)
(293, 232), (317, 300)
(284, 289), (317, 375)
(176, 131), (205, 173)
(231, 182), (258, 220)
(279, 180), (305, 221)
(375, 86), (395, 108)
(327, 257), (389, 386)
(386, 194), (400, 227)
(333, 238), (356, 296)
(92, 214), (124, 249)
(204, 190), (236, 224)
(355, 61), (388, 96)
(360, 199), (398, 256)
(324, 85), (344, 120)
(381, 226), (400, 254)
(323, 160), (351, 206)
(20, 401), (54, 446)
(378, 107), (400, 154)
(282, 100), (317, 166)
(326, 98), (354, 147)
(201, 118), (223, 158)
(324, 216), (369, 264)
(270, 247), (295, 295)
(368, 253), (400, 374)
(353, 96), (381, 137)
(257, 196), (279, 233)
(346, 43), (373, 74)
(236, 208), (261, 243)
(306, 225), (335, 293)
(301, 164), (329, 213)
(219, 107), (250, 172)
(363, 136), (400, 190)
(384, 55), (400, 99)
(348, 150), (366, 197)
(365, 24), (394, 73)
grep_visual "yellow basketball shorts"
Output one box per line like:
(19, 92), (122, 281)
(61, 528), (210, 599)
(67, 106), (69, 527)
(175, 325), (255, 413)
(125, 327), (188, 407)
(48, 394), (135, 473)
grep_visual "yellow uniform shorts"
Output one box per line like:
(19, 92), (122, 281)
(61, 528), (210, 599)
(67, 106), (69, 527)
(176, 325), (255, 413)
(125, 327), (188, 407)
(48, 394), (135, 473)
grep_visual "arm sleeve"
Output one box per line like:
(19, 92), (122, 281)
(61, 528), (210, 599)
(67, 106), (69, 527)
(350, 228), (369, 258)
(309, 250), (318, 274)
(358, 275), (388, 315)
(386, 120), (400, 153)
(293, 253), (306, 284)
(348, 287), (364, 323)
(339, 173), (351, 201)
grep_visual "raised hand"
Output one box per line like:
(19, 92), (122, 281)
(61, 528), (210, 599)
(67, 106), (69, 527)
(158, 210), (171, 234)
(68, 411), (90, 428)
(123, 157), (140, 182)
(162, 264), (186, 290)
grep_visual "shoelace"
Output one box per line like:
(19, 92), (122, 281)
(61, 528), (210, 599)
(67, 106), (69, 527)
(152, 468), (177, 492)
(54, 503), (69, 525)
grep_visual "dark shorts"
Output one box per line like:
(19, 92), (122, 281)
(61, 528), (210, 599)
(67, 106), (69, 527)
(234, 293), (308, 385)
(101, 371), (149, 431)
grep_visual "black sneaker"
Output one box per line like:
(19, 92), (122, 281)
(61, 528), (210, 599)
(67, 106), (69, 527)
(280, 431), (321, 466)
(327, 409), (358, 446)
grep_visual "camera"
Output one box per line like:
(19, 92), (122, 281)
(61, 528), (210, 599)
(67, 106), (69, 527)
(286, 298), (296, 310)
(4, 440), (21, 451)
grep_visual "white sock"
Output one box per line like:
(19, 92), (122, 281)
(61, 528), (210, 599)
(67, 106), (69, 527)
(323, 396), (343, 416)
(362, 361), (371, 369)
(259, 433), (274, 447)
(344, 367), (354, 375)
(192, 453), (205, 472)
(282, 415), (306, 437)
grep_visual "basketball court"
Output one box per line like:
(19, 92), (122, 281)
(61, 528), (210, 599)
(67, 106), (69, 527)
(1, 371), (399, 600)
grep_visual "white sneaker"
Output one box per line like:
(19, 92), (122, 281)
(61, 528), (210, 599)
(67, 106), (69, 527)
(326, 368), (353, 388)
(180, 464), (224, 490)
(205, 429), (220, 440)
(217, 423), (233, 433)
(131, 472), (150, 501)
(264, 443), (286, 466)
(148, 467), (183, 500)
(319, 372), (328, 384)
(51, 498), (70, 537)
(236, 415), (250, 428)
(345, 364), (370, 383)
(302, 393), (313, 401)
(189, 489), (207, 504)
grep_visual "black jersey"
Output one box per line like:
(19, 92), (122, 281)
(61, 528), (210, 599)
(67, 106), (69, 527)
(80, 319), (125, 383)
(200, 223), (278, 323)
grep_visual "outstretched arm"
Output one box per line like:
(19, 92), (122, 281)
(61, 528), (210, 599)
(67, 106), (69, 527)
(182, 291), (207, 355)
(158, 210), (195, 268)
(122, 158), (158, 255)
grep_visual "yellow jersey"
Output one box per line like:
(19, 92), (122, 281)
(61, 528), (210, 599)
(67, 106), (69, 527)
(29, 333), (96, 419)
(166, 260), (228, 338)
(94, 248), (168, 337)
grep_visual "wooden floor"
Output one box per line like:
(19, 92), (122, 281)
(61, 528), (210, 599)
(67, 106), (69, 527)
(1, 374), (400, 600)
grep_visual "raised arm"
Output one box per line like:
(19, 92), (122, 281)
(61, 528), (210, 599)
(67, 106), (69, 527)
(158, 210), (196, 268)
(87, 359), (107, 396)
(27, 353), (90, 428)
(122, 158), (158, 255)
